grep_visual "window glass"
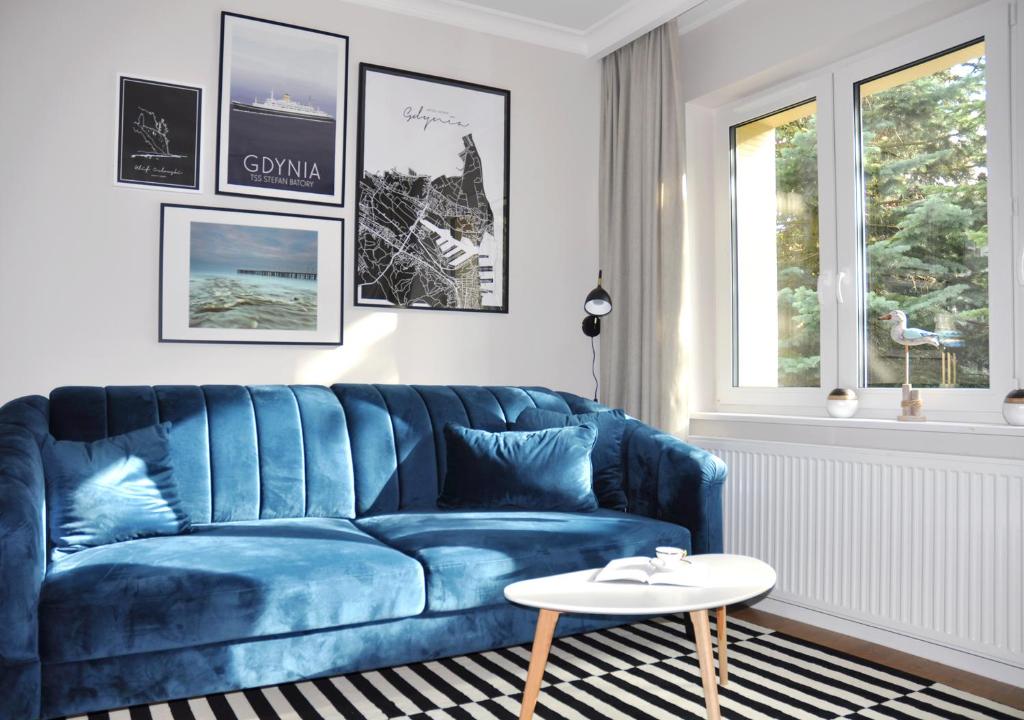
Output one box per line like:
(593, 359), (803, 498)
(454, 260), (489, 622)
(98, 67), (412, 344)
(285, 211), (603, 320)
(858, 40), (988, 388)
(732, 100), (820, 387)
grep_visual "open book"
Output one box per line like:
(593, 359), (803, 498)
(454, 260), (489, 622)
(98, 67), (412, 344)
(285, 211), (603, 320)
(594, 556), (713, 588)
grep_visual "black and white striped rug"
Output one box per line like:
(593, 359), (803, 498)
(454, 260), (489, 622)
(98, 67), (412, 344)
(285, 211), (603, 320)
(65, 615), (1024, 720)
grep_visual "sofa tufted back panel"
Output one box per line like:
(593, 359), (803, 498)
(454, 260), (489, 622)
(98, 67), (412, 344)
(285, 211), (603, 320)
(46, 384), (580, 523)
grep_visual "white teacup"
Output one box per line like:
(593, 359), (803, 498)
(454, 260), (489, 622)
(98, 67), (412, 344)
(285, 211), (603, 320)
(654, 546), (687, 566)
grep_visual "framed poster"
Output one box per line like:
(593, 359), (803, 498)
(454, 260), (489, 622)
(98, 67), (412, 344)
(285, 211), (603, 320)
(216, 12), (349, 206)
(355, 64), (510, 313)
(116, 76), (202, 191)
(159, 204), (344, 345)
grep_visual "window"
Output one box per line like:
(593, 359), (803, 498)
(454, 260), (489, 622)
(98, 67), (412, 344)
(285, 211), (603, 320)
(732, 100), (821, 388)
(714, 2), (1015, 416)
(857, 41), (989, 389)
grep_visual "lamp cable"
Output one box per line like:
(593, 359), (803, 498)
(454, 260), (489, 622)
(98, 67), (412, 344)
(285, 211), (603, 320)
(591, 334), (599, 402)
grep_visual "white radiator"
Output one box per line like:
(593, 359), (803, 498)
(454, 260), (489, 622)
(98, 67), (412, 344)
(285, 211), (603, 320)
(691, 436), (1024, 669)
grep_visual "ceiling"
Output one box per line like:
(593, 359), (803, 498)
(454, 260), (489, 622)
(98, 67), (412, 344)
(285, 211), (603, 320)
(451, 0), (630, 32)
(341, 0), (740, 57)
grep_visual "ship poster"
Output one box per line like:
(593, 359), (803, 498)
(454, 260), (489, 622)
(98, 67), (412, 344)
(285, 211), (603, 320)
(159, 204), (344, 345)
(216, 13), (349, 206)
(116, 76), (202, 191)
(355, 65), (510, 313)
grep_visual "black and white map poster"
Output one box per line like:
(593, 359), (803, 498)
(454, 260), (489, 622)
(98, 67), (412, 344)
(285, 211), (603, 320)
(356, 64), (510, 313)
(117, 77), (201, 191)
(217, 13), (349, 206)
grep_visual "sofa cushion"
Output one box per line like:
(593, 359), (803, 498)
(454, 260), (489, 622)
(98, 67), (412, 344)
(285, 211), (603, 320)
(511, 407), (628, 511)
(355, 509), (690, 612)
(42, 422), (191, 560)
(439, 423), (599, 512)
(39, 518), (426, 663)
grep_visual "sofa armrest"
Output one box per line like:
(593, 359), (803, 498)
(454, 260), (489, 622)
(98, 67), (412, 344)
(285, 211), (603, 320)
(623, 420), (726, 554)
(0, 395), (49, 720)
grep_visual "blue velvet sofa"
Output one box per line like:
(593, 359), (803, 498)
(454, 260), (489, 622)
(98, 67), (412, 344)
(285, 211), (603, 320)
(0, 384), (726, 719)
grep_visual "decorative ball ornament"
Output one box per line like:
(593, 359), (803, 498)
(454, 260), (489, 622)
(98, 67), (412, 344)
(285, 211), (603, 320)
(1003, 389), (1024, 426)
(826, 388), (859, 418)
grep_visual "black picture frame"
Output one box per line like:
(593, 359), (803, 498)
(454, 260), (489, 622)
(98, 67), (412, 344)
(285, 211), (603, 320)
(355, 63), (511, 314)
(216, 12), (350, 207)
(159, 203), (345, 346)
(116, 76), (202, 191)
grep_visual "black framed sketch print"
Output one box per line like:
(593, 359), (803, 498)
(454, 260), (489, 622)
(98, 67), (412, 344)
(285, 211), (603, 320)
(355, 64), (510, 313)
(216, 12), (349, 206)
(159, 204), (344, 345)
(116, 76), (202, 191)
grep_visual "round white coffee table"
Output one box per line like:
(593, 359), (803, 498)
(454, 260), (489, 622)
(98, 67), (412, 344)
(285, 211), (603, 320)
(504, 553), (776, 720)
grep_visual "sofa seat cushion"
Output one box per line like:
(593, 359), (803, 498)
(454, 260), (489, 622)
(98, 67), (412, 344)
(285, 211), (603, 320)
(39, 518), (426, 663)
(355, 509), (690, 613)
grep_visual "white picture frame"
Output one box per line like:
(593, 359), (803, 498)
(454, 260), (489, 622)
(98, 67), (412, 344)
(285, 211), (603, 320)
(159, 204), (344, 345)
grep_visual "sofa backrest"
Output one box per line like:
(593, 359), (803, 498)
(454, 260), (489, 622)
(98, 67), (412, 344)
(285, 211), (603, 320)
(46, 384), (599, 523)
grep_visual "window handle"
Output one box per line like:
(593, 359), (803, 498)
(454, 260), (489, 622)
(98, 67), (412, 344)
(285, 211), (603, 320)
(836, 271), (846, 304)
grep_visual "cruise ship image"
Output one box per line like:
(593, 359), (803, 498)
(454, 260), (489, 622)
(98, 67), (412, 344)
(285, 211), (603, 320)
(230, 91), (334, 122)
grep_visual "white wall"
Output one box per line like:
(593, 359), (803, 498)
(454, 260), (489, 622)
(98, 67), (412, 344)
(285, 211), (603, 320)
(0, 0), (601, 402)
(679, 0), (987, 104)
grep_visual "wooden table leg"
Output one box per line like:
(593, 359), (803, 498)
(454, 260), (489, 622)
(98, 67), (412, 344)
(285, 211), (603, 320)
(690, 608), (721, 720)
(716, 606), (729, 686)
(518, 608), (560, 720)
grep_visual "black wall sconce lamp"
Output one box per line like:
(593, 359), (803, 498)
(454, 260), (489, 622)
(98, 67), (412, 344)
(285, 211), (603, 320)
(582, 270), (613, 400)
(582, 270), (613, 337)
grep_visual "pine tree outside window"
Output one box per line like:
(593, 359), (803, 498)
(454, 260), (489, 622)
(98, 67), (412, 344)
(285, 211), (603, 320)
(857, 41), (989, 389)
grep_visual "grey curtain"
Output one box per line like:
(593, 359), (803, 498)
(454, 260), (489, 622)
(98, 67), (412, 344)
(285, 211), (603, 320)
(599, 20), (687, 434)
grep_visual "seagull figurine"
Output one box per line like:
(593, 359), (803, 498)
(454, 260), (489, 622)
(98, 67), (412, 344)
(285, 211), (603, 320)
(879, 309), (941, 348)
(880, 309), (940, 385)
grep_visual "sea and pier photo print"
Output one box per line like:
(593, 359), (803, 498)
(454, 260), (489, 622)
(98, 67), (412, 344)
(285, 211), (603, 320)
(159, 204), (344, 345)
(188, 221), (318, 331)
(216, 12), (349, 205)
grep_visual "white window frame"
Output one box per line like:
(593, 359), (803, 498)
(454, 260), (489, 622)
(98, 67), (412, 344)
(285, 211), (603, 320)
(713, 0), (1019, 419)
(714, 75), (837, 409)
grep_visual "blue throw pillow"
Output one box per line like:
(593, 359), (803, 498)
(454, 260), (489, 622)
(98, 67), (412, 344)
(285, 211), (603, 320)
(42, 422), (190, 559)
(512, 407), (628, 511)
(439, 423), (599, 512)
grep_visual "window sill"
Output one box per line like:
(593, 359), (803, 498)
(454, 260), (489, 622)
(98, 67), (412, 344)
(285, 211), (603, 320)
(688, 410), (1024, 461)
(690, 411), (1024, 437)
